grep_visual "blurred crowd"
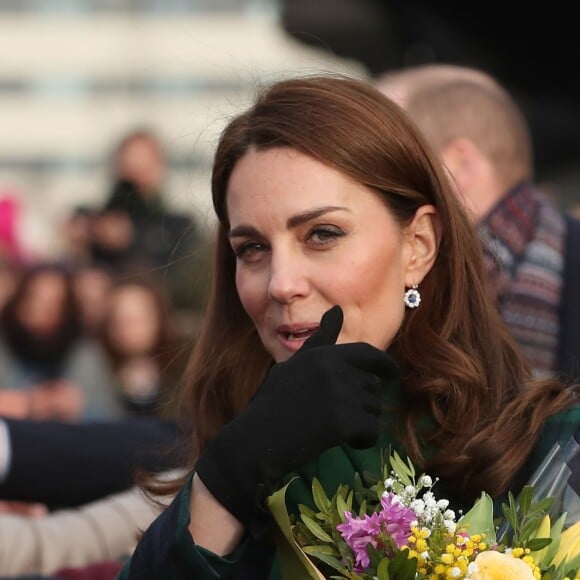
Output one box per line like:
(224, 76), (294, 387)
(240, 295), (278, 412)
(0, 128), (209, 425)
(0, 127), (212, 578)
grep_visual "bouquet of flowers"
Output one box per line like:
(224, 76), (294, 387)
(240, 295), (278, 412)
(268, 439), (580, 580)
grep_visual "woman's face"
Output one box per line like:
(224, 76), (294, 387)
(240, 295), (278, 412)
(226, 147), (428, 363)
(16, 271), (67, 337)
(106, 285), (161, 356)
(117, 136), (165, 195)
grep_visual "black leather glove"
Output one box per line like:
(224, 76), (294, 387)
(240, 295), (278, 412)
(195, 305), (400, 537)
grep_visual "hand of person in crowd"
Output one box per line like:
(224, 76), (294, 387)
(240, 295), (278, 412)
(0, 390), (33, 418)
(29, 379), (86, 421)
(0, 381), (85, 420)
(117, 358), (161, 400)
(91, 210), (134, 252)
(195, 305), (400, 537)
(0, 499), (48, 517)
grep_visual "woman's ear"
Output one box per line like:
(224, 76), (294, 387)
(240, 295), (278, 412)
(402, 204), (440, 286)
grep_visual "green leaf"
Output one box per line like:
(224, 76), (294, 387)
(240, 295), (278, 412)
(301, 514), (334, 543)
(336, 536), (355, 568)
(359, 499), (367, 517)
(307, 551), (347, 574)
(376, 558), (391, 580)
(336, 493), (350, 523)
(405, 455), (416, 478)
(346, 490), (354, 512)
(390, 450), (414, 486)
(519, 485), (533, 515)
(312, 478), (331, 513)
(528, 497), (554, 517)
(526, 538), (552, 551)
(522, 519), (545, 543)
(303, 545), (337, 556)
(501, 495), (519, 538)
(367, 543), (384, 569)
(267, 481), (327, 579)
(299, 504), (319, 519)
(387, 549), (417, 580)
(458, 492), (496, 544)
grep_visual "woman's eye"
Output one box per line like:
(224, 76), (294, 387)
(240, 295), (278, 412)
(234, 241), (268, 261)
(307, 225), (345, 246)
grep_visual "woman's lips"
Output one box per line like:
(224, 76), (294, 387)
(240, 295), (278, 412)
(277, 324), (319, 351)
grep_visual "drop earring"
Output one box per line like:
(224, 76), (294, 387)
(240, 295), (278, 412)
(404, 284), (421, 309)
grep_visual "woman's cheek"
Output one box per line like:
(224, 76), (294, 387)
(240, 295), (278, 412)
(236, 272), (265, 319)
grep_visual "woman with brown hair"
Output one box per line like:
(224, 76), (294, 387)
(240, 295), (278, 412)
(99, 276), (186, 418)
(0, 262), (123, 420)
(119, 75), (579, 578)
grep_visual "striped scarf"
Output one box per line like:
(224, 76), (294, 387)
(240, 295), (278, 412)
(479, 182), (565, 378)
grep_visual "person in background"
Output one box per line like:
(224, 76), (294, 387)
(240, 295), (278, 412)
(0, 416), (181, 510)
(0, 416), (183, 577)
(99, 276), (187, 418)
(0, 483), (164, 578)
(0, 418), (184, 578)
(117, 75), (579, 579)
(0, 262), (124, 420)
(71, 263), (114, 338)
(89, 129), (200, 310)
(375, 64), (580, 384)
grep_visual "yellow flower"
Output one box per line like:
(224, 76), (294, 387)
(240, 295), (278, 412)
(470, 551), (535, 580)
(530, 514), (551, 564)
(553, 521), (580, 567)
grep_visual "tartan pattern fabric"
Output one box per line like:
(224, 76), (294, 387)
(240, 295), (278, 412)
(480, 182), (565, 378)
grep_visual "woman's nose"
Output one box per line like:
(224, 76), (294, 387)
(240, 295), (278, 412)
(267, 251), (310, 304)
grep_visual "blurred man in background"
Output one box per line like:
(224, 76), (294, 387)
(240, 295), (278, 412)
(376, 64), (580, 383)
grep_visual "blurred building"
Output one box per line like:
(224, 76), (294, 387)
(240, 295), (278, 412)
(0, 0), (365, 257)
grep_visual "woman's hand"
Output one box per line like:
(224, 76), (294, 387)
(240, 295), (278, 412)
(194, 305), (400, 537)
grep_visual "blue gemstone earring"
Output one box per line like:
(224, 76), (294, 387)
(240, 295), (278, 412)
(404, 284), (421, 309)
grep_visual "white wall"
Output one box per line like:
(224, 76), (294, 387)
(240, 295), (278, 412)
(0, 5), (367, 256)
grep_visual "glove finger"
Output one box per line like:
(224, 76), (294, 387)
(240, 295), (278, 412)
(300, 305), (343, 351)
(337, 343), (401, 379)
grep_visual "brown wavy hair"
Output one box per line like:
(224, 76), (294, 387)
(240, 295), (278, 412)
(164, 75), (577, 502)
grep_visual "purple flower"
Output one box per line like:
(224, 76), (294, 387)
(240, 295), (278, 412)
(378, 493), (415, 548)
(337, 512), (382, 571)
(336, 493), (415, 572)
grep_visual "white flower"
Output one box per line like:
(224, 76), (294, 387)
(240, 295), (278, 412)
(467, 562), (479, 576)
(449, 566), (462, 577)
(404, 484), (417, 498)
(391, 494), (403, 505)
(443, 509), (456, 521)
(410, 499), (425, 515)
(384, 477), (395, 489)
(423, 491), (436, 507)
(445, 520), (457, 534)
(436, 498), (449, 510)
(418, 474), (433, 488)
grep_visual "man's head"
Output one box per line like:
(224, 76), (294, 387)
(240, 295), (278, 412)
(375, 64), (533, 221)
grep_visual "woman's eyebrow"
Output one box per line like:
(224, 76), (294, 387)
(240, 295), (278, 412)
(229, 206), (348, 238)
(286, 206), (348, 228)
(229, 225), (259, 239)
